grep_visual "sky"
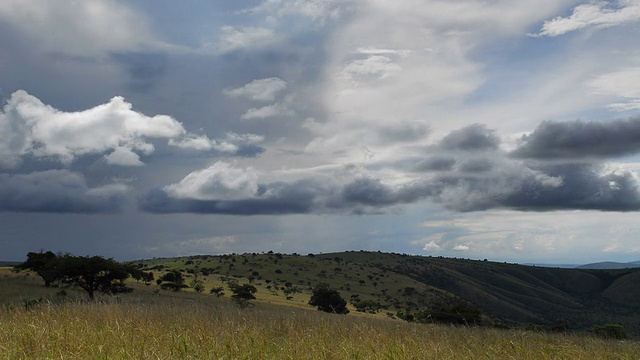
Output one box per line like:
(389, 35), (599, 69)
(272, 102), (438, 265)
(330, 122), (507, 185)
(2, 0), (640, 264)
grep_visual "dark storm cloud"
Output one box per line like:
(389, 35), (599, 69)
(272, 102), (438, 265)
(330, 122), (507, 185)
(512, 117), (640, 159)
(503, 164), (640, 211)
(0, 170), (128, 213)
(424, 161), (640, 212)
(439, 123), (501, 151)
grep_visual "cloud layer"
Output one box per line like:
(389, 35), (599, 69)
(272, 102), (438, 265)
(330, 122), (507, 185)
(141, 119), (640, 215)
(0, 170), (128, 213)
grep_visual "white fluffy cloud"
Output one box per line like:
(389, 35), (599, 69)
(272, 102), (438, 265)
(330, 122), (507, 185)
(534, 0), (640, 37)
(169, 132), (264, 153)
(164, 161), (260, 200)
(224, 77), (287, 102)
(0, 90), (186, 167)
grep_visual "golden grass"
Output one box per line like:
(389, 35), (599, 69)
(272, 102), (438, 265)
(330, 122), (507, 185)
(1, 294), (639, 360)
(2, 269), (639, 359)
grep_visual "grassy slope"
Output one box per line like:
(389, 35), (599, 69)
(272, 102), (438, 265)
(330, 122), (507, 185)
(2, 268), (639, 359)
(134, 251), (640, 335)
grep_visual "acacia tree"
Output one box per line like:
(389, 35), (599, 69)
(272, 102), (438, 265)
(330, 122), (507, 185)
(159, 269), (188, 291)
(14, 251), (60, 287)
(57, 255), (133, 300)
(229, 283), (257, 308)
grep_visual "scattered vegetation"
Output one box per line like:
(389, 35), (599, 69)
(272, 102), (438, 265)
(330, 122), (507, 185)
(4, 249), (640, 358)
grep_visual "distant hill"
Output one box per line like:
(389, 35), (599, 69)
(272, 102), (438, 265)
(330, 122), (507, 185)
(577, 261), (640, 269)
(133, 251), (640, 336)
(0, 261), (19, 267)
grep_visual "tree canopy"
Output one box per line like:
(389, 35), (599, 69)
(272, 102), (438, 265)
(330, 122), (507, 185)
(14, 251), (60, 287)
(16, 251), (141, 300)
(229, 282), (257, 308)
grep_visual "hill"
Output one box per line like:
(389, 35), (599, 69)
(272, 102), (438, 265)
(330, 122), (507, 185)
(577, 261), (640, 269)
(0, 261), (20, 267)
(133, 251), (640, 336)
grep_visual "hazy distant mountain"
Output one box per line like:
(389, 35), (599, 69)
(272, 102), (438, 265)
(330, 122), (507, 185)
(577, 261), (640, 269)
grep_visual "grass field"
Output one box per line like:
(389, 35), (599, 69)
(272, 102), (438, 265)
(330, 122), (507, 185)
(2, 268), (640, 359)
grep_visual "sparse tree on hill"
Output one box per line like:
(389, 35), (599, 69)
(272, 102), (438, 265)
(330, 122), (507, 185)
(190, 274), (205, 293)
(309, 283), (349, 314)
(229, 283), (257, 308)
(159, 269), (188, 291)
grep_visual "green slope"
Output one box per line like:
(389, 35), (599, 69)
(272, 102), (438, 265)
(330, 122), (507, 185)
(133, 251), (640, 335)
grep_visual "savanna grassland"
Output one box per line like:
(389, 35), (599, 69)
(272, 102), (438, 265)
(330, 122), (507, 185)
(2, 265), (640, 359)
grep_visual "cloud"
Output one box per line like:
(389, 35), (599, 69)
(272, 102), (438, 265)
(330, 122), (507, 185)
(338, 55), (403, 85)
(533, 0), (640, 37)
(512, 117), (640, 159)
(439, 124), (501, 151)
(412, 157), (457, 172)
(240, 103), (294, 120)
(0, 90), (186, 167)
(0, 0), (156, 57)
(141, 173), (427, 215)
(143, 122), (640, 215)
(104, 147), (144, 167)
(111, 52), (167, 92)
(248, 0), (351, 23)
(588, 68), (640, 111)
(168, 132), (265, 157)
(224, 77), (287, 102)
(0, 170), (128, 213)
(163, 161), (260, 201)
(216, 26), (276, 54)
(502, 163), (640, 211)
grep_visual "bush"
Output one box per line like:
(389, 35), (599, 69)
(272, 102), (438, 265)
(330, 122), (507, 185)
(308, 284), (349, 314)
(591, 324), (628, 340)
(353, 300), (382, 313)
(161, 282), (188, 292)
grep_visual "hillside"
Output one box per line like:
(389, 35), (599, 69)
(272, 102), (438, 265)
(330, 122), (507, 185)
(577, 261), (640, 269)
(134, 251), (640, 335)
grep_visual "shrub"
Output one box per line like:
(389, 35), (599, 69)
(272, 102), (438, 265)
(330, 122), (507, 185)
(591, 324), (628, 340)
(308, 284), (349, 314)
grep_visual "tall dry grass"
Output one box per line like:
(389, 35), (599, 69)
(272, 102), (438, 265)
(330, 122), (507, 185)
(1, 294), (639, 360)
(2, 269), (639, 359)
